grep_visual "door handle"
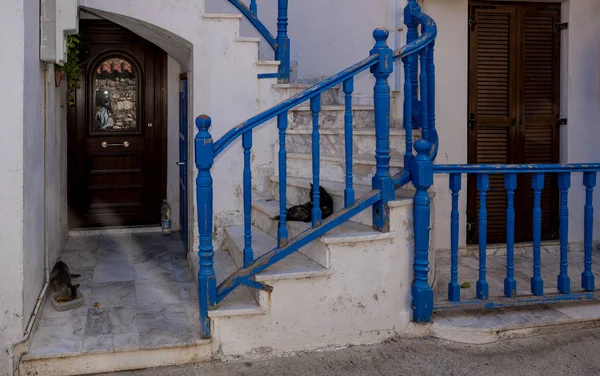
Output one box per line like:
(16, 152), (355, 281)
(468, 113), (476, 130)
(102, 141), (130, 148)
(176, 161), (186, 166)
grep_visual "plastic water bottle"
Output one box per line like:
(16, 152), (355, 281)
(161, 200), (172, 235)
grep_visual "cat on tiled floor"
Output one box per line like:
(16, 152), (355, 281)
(50, 261), (81, 300)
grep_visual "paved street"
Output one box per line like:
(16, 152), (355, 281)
(99, 327), (600, 376)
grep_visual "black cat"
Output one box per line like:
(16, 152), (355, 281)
(50, 261), (81, 300)
(274, 184), (334, 222)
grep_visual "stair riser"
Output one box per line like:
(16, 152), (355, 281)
(286, 132), (409, 155)
(280, 158), (403, 186)
(251, 205), (329, 267)
(275, 87), (341, 105)
(289, 109), (376, 130)
(267, 180), (372, 226)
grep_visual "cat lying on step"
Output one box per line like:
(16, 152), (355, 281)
(274, 184), (334, 222)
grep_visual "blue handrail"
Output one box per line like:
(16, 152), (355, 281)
(227, 0), (290, 82)
(196, 0), (437, 339)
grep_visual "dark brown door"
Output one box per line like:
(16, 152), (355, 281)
(68, 21), (167, 228)
(468, 2), (560, 244)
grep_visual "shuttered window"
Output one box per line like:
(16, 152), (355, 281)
(468, 2), (560, 244)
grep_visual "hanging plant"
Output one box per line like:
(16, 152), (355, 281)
(55, 34), (88, 106)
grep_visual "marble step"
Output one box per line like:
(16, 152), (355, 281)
(285, 128), (419, 156)
(224, 225), (330, 282)
(273, 83), (341, 105)
(289, 105), (386, 130)
(251, 199), (394, 267)
(276, 152), (405, 186)
(189, 251), (263, 318)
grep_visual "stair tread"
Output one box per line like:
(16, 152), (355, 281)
(252, 199), (392, 242)
(286, 128), (414, 135)
(291, 105), (375, 111)
(287, 152), (405, 166)
(226, 225), (330, 282)
(191, 251), (261, 317)
(269, 176), (372, 198)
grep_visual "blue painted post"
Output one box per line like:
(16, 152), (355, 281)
(402, 56), (413, 168)
(370, 28), (394, 232)
(531, 173), (545, 296)
(250, 0), (258, 16)
(242, 131), (253, 268)
(276, 0), (290, 82)
(419, 48), (429, 143)
(426, 42), (437, 145)
(404, 0), (420, 128)
(557, 172), (571, 294)
(582, 172), (596, 291)
(504, 173), (517, 298)
(476, 174), (489, 300)
(195, 115), (217, 339)
(411, 139), (434, 322)
(448, 173), (461, 302)
(311, 95), (322, 227)
(343, 78), (355, 208)
(277, 113), (289, 247)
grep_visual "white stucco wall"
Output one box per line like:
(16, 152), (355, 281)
(167, 56), (182, 231)
(0, 0), (25, 374)
(564, 0), (600, 244)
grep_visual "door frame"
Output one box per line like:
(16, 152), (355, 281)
(67, 19), (168, 229)
(466, 0), (563, 244)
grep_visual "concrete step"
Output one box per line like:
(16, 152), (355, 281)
(224, 225), (331, 282)
(251, 198), (394, 268)
(285, 128), (419, 156)
(276, 152), (405, 186)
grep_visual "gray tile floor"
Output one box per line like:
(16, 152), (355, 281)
(28, 232), (202, 359)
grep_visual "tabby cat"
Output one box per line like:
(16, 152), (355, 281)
(50, 261), (81, 300)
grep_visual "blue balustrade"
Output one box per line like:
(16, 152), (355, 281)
(227, 0), (289, 82)
(582, 172), (596, 291)
(242, 131), (253, 268)
(311, 95), (322, 227)
(424, 165), (600, 320)
(504, 173), (517, 297)
(343, 78), (355, 208)
(426, 42), (437, 145)
(448, 173), (461, 302)
(405, 0), (420, 128)
(195, 0), (438, 336)
(194, 115), (217, 339)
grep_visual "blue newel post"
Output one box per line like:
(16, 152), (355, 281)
(370, 28), (394, 232)
(411, 140), (434, 322)
(276, 0), (290, 82)
(195, 115), (217, 339)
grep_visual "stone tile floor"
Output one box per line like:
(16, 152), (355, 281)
(27, 232), (202, 359)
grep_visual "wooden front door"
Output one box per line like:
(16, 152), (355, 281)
(68, 21), (167, 228)
(468, 2), (561, 244)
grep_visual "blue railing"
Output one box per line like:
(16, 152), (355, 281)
(411, 155), (600, 322)
(195, 0), (436, 338)
(227, 0), (290, 82)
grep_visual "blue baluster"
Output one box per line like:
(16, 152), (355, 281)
(195, 115), (217, 339)
(370, 28), (394, 232)
(277, 113), (289, 247)
(411, 139), (433, 322)
(531, 173), (544, 296)
(582, 172), (596, 291)
(504, 173), (517, 298)
(477, 174), (489, 300)
(242, 131), (253, 268)
(276, 0), (290, 82)
(404, 0), (420, 128)
(343, 78), (355, 208)
(250, 0), (258, 16)
(557, 172), (571, 294)
(419, 48), (429, 143)
(311, 95), (322, 227)
(448, 173), (461, 302)
(402, 55), (413, 168)
(426, 42), (437, 145)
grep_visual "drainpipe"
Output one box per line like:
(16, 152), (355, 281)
(7, 63), (53, 376)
